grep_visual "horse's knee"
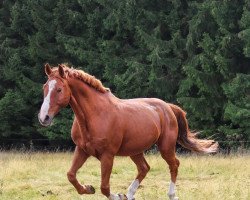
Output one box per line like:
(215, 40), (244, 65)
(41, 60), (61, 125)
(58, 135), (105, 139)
(175, 158), (180, 167)
(169, 162), (179, 173)
(172, 158), (180, 171)
(67, 171), (76, 183)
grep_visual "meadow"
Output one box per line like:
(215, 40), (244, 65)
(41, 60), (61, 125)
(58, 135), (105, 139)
(0, 151), (249, 200)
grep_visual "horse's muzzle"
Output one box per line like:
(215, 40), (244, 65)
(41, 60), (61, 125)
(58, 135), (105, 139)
(38, 113), (53, 127)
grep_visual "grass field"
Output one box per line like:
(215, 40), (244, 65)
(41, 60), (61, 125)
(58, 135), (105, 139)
(0, 151), (249, 200)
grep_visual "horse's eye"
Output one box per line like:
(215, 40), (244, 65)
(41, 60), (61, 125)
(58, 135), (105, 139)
(57, 88), (62, 93)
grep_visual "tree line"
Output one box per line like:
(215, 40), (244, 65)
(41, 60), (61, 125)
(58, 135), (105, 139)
(0, 0), (249, 149)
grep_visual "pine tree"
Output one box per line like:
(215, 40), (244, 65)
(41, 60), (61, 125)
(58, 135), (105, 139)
(100, 0), (188, 101)
(0, 0), (38, 138)
(220, 0), (250, 146)
(177, 0), (249, 145)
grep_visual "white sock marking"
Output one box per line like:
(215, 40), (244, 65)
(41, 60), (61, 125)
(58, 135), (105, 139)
(168, 181), (179, 200)
(39, 80), (57, 121)
(127, 179), (139, 200)
(168, 181), (175, 195)
(109, 193), (126, 200)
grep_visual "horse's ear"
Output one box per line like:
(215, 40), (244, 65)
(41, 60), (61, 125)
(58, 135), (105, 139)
(45, 63), (52, 76)
(58, 64), (65, 78)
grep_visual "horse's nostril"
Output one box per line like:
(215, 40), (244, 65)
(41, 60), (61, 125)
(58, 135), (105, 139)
(45, 115), (50, 121)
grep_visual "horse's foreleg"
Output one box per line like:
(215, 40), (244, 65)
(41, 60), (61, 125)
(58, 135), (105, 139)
(67, 146), (95, 195)
(100, 153), (127, 200)
(127, 153), (150, 200)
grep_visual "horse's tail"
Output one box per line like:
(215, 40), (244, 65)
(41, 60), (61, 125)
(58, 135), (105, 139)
(169, 104), (219, 153)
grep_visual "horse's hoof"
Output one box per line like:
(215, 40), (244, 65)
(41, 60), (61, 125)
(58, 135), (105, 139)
(109, 194), (127, 200)
(118, 193), (128, 200)
(126, 195), (135, 200)
(126, 193), (135, 200)
(85, 185), (95, 194)
(168, 193), (179, 200)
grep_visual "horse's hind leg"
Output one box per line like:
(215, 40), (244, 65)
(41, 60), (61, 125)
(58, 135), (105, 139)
(127, 153), (150, 200)
(158, 130), (180, 200)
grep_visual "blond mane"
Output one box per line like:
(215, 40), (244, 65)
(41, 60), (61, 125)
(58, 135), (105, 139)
(54, 64), (109, 93)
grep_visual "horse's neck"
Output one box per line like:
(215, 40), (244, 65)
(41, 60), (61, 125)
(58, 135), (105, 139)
(69, 95), (90, 143)
(68, 78), (110, 131)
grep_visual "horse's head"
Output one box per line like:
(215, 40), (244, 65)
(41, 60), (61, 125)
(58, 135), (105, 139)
(38, 64), (71, 126)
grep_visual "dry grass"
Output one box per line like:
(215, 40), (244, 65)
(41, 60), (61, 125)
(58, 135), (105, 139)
(0, 151), (249, 200)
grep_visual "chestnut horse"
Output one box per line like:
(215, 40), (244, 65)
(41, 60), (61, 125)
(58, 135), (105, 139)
(38, 63), (218, 200)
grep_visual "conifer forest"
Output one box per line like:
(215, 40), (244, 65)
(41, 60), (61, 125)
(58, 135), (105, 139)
(0, 0), (249, 150)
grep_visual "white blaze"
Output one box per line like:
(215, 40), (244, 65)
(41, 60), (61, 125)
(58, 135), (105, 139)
(127, 179), (140, 200)
(39, 80), (57, 122)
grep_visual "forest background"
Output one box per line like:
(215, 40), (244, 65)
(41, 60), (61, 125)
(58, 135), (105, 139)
(0, 0), (249, 150)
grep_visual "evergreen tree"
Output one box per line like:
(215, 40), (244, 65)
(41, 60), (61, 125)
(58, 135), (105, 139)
(0, 0), (39, 138)
(177, 0), (249, 145)
(101, 0), (187, 101)
(221, 0), (250, 146)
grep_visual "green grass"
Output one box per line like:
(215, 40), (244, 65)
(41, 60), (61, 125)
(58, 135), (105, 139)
(0, 152), (249, 200)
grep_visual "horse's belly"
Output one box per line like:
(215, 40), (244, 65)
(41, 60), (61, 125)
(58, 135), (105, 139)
(116, 119), (161, 156)
(116, 133), (158, 156)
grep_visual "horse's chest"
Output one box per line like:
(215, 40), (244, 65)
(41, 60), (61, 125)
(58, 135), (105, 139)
(76, 138), (108, 158)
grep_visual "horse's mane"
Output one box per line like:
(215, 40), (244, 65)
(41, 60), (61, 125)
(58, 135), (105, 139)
(53, 64), (109, 93)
